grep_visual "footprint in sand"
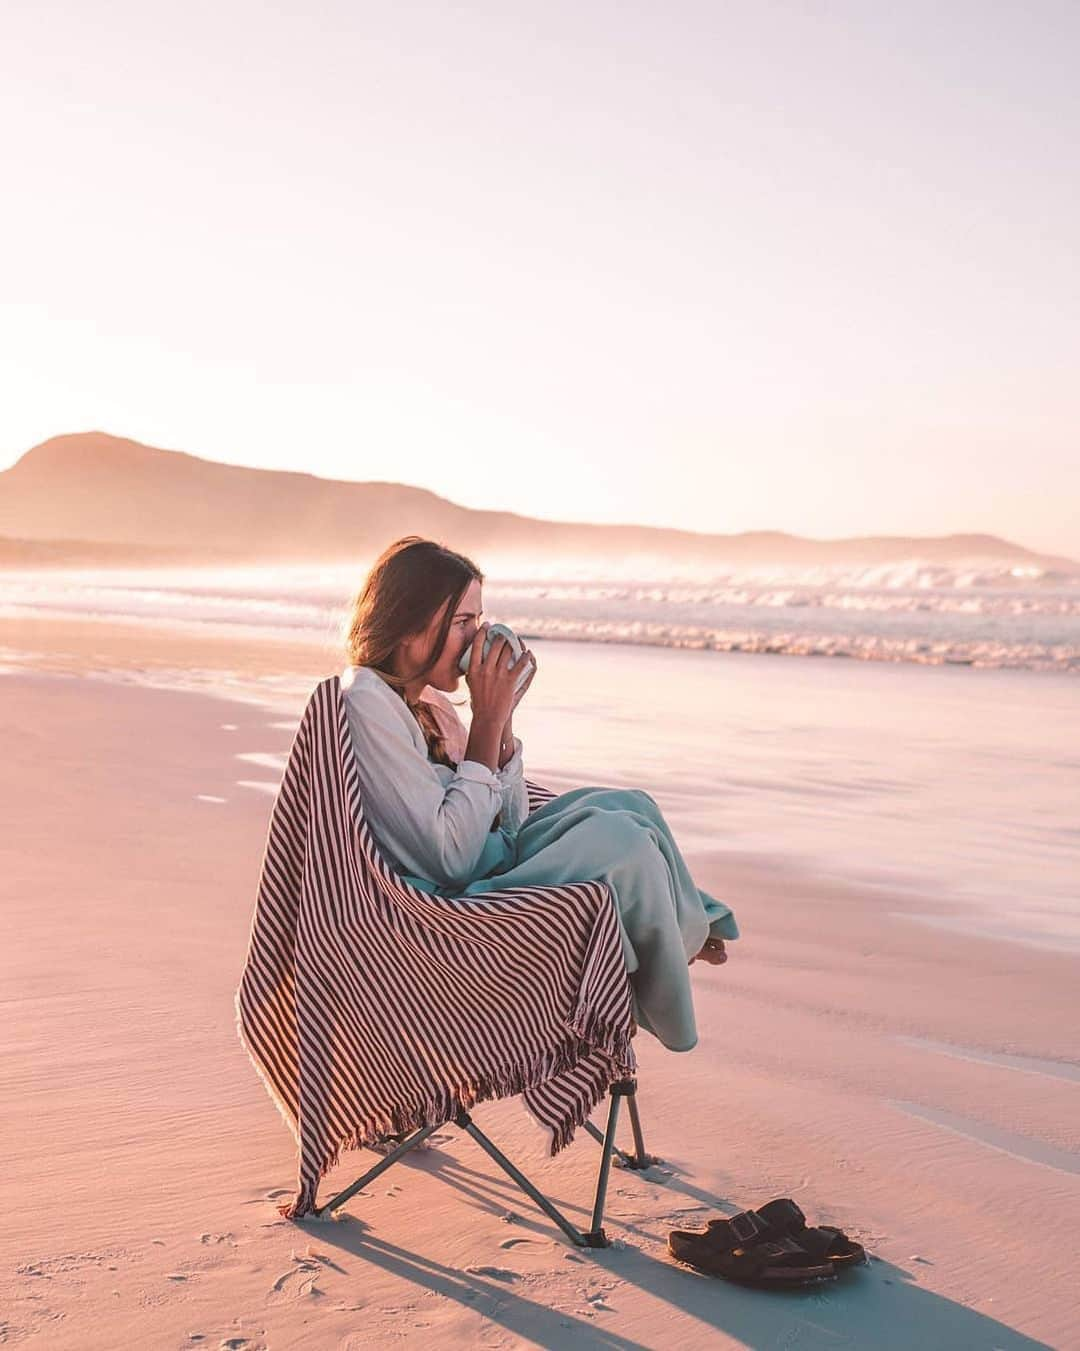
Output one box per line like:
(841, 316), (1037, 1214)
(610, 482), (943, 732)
(242, 1188), (291, 1207)
(270, 1250), (329, 1298)
(499, 1237), (542, 1251)
(270, 1263), (318, 1294)
(463, 1266), (519, 1282)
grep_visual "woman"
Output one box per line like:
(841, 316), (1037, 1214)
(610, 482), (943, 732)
(341, 536), (738, 1052)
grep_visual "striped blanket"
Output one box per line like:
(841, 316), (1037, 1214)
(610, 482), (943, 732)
(236, 676), (637, 1218)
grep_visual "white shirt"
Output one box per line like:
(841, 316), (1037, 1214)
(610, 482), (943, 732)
(340, 664), (530, 890)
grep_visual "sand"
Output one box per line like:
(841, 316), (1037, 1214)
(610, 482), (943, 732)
(2, 617), (1078, 1349)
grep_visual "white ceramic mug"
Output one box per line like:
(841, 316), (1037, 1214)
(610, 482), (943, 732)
(458, 622), (535, 693)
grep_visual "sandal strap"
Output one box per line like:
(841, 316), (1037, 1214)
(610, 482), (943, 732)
(801, 1223), (862, 1260)
(706, 1208), (775, 1251)
(707, 1197), (805, 1248)
(755, 1197), (807, 1232)
(728, 1237), (833, 1277)
(750, 1202), (865, 1264)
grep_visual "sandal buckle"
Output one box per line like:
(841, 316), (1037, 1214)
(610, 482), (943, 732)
(729, 1211), (763, 1243)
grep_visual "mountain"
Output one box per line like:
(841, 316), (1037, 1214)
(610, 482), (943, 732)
(1, 431), (1075, 572)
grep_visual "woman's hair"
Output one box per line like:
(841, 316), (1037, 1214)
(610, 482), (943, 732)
(344, 536), (483, 769)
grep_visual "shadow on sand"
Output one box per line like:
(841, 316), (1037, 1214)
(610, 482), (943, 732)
(298, 1142), (1048, 1350)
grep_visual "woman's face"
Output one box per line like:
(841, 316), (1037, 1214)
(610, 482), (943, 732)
(400, 577), (483, 692)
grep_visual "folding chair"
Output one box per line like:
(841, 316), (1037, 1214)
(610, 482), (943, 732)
(238, 678), (656, 1245)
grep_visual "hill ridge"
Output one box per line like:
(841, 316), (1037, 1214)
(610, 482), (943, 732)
(2, 431), (1075, 571)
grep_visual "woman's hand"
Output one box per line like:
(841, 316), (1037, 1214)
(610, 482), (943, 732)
(465, 624), (521, 729)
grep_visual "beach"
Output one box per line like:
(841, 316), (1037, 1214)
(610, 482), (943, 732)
(2, 613), (1078, 1349)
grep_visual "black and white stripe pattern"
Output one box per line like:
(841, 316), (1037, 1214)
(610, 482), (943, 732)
(236, 677), (637, 1218)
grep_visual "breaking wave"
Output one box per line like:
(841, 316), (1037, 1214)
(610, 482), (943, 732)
(3, 557), (1079, 673)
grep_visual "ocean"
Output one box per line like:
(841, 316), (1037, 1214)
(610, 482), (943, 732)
(3, 561), (1076, 952)
(3, 557), (1079, 672)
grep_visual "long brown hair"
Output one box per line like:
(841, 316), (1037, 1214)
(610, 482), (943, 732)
(344, 536), (483, 769)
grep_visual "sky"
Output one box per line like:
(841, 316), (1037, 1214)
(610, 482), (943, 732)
(1, 0), (1077, 556)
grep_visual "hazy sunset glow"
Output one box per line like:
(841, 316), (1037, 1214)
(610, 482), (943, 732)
(1, 1), (1077, 554)
(4, 10), (1080, 1341)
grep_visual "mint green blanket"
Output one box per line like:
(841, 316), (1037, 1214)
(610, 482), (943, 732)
(406, 786), (737, 1052)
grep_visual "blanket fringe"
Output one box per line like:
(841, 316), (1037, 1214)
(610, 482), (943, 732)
(565, 1002), (637, 1073)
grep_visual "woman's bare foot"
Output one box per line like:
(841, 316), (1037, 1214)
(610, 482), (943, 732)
(690, 939), (727, 966)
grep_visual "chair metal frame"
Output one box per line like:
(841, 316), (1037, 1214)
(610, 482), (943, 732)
(315, 1076), (659, 1247)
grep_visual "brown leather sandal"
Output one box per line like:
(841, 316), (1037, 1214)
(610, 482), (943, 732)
(668, 1212), (835, 1288)
(709, 1198), (867, 1271)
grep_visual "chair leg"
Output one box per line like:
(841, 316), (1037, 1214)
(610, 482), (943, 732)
(625, 1085), (659, 1167)
(581, 1079), (660, 1169)
(315, 1122), (444, 1217)
(454, 1110), (602, 1248)
(455, 1078), (640, 1248)
(586, 1088), (622, 1242)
